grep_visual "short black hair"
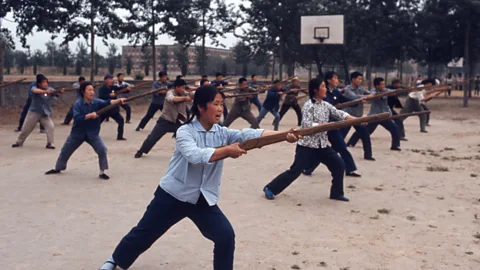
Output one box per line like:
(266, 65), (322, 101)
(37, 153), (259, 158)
(373, 77), (384, 87)
(215, 72), (223, 77)
(200, 79), (209, 86)
(174, 79), (187, 87)
(117, 73), (124, 77)
(251, 74), (257, 79)
(392, 78), (401, 85)
(78, 76), (86, 82)
(176, 75), (184, 80)
(79, 82), (93, 97)
(273, 79), (281, 84)
(158, 71), (167, 77)
(350, 71), (363, 81)
(238, 77), (247, 84)
(324, 71), (337, 87)
(201, 75), (208, 78)
(308, 78), (322, 101)
(421, 79), (436, 85)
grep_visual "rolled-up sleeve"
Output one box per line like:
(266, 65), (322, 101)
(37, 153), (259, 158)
(328, 103), (349, 120)
(166, 91), (175, 102)
(176, 126), (216, 164)
(226, 128), (264, 144)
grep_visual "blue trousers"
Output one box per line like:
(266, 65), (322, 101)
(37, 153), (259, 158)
(55, 134), (108, 171)
(350, 120), (400, 149)
(265, 145), (345, 198)
(341, 125), (373, 158)
(303, 129), (357, 174)
(249, 96), (262, 112)
(257, 107), (280, 131)
(112, 186), (235, 270)
(18, 97), (44, 131)
(138, 103), (163, 129)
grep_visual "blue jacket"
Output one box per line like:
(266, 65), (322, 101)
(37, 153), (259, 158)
(71, 98), (110, 138)
(323, 87), (352, 106)
(262, 87), (283, 111)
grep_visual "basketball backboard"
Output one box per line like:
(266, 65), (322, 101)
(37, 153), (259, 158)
(301, 15), (344, 45)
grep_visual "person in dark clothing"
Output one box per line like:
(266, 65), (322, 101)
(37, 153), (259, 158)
(248, 74), (263, 112)
(211, 72), (232, 120)
(115, 73), (133, 123)
(256, 80), (285, 131)
(98, 74), (131, 140)
(387, 79), (406, 140)
(62, 76), (86, 125)
(15, 75), (45, 132)
(277, 77), (307, 127)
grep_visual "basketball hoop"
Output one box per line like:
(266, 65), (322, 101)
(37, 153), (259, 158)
(301, 16), (343, 45)
(314, 27), (329, 44)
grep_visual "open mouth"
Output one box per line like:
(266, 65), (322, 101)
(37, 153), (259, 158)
(215, 114), (221, 120)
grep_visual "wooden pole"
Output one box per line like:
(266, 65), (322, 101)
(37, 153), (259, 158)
(96, 87), (168, 115)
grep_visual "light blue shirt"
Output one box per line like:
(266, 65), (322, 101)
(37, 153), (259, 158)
(160, 119), (264, 206)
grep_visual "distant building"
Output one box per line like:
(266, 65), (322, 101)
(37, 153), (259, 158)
(121, 44), (233, 74)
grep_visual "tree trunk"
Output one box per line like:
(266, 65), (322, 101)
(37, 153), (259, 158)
(308, 63), (312, 82)
(399, 60), (403, 82)
(242, 63), (248, 77)
(341, 46), (349, 85)
(271, 56), (275, 83)
(366, 49), (372, 89)
(151, 0), (157, 81)
(33, 63), (37, 75)
(63, 65), (67, 75)
(463, 17), (471, 108)
(201, 13), (206, 75)
(427, 46), (433, 78)
(279, 37), (285, 80)
(90, 5), (95, 82)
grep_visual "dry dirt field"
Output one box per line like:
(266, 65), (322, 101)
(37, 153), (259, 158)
(1, 97), (480, 270)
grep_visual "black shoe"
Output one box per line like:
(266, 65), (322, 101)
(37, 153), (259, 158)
(420, 130), (428, 133)
(99, 173), (110, 180)
(46, 143), (55, 149)
(400, 137), (408, 141)
(302, 170), (312, 176)
(346, 172), (362, 177)
(117, 137), (127, 141)
(126, 120), (131, 124)
(364, 157), (376, 161)
(14, 128), (21, 132)
(45, 169), (60, 175)
(61, 122), (69, 125)
(134, 151), (143, 158)
(391, 147), (402, 151)
(40, 129), (46, 133)
(135, 127), (141, 132)
(330, 195), (350, 202)
(11, 143), (20, 148)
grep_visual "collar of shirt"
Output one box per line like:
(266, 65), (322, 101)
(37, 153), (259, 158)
(192, 119), (220, 133)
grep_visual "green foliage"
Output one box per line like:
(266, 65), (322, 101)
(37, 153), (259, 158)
(233, 41), (252, 77)
(125, 56), (133, 76)
(75, 42), (89, 75)
(107, 43), (118, 74)
(174, 45), (189, 76)
(15, 50), (29, 74)
(134, 73), (145, 80)
(30, 49), (45, 75)
(159, 45), (169, 73)
(141, 47), (152, 77)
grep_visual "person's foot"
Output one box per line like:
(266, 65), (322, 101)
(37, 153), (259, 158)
(126, 120), (131, 124)
(391, 147), (402, 151)
(117, 137), (127, 141)
(99, 260), (117, 270)
(11, 143), (20, 148)
(400, 137), (408, 141)
(46, 143), (55, 149)
(14, 127), (21, 132)
(302, 170), (312, 176)
(346, 143), (354, 147)
(346, 171), (362, 177)
(61, 122), (69, 125)
(263, 187), (275, 200)
(330, 195), (350, 202)
(135, 127), (141, 132)
(99, 173), (110, 180)
(420, 130), (428, 133)
(45, 169), (60, 175)
(134, 151), (143, 158)
(40, 129), (46, 133)
(364, 157), (376, 161)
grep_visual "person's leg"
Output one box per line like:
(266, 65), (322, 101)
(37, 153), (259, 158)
(137, 103), (161, 130)
(264, 145), (314, 196)
(340, 126), (351, 139)
(317, 147), (347, 200)
(223, 104), (242, 127)
(411, 100), (427, 132)
(302, 157), (322, 175)
(223, 103), (229, 119)
(421, 103), (430, 125)
(110, 187), (189, 269)
(366, 122), (379, 135)
(86, 135), (109, 172)
(380, 120), (400, 149)
(111, 112), (125, 139)
(354, 125), (373, 159)
(38, 115), (55, 146)
(122, 104), (131, 123)
(292, 102), (302, 126)
(189, 196), (235, 270)
(250, 96), (262, 113)
(54, 135), (85, 171)
(256, 107), (269, 126)
(278, 103), (291, 122)
(328, 129), (357, 174)
(186, 106), (191, 119)
(271, 109), (281, 131)
(15, 112), (41, 146)
(241, 110), (260, 129)
(347, 129), (360, 147)
(17, 98), (32, 131)
(63, 105), (74, 125)
(137, 119), (177, 155)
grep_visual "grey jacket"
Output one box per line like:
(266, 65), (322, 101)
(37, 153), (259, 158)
(342, 84), (370, 117)
(368, 88), (392, 116)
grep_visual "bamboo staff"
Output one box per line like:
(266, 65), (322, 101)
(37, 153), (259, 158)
(335, 84), (451, 110)
(296, 94), (308, 101)
(114, 81), (152, 95)
(256, 76), (295, 92)
(96, 87), (169, 115)
(224, 92), (262, 99)
(0, 78), (27, 89)
(236, 112), (390, 152)
(422, 91), (443, 102)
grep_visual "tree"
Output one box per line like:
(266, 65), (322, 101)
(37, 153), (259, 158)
(174, 45), (189, 76)
(30, 50), (45, 75)
(106, 43), (118, 74)
(57, 44), (73, 75)
(14, 50), (29, 74)
(195, 45), (208, 74)
(125, 56), (133, 76)
(45, 40), (57, 67)
(233, 41), (252, 77)
(75, 42), (89, 75)
(159, 45), (169, 73)
(142, 47), (152, 77)
(4, 46), (14, 75)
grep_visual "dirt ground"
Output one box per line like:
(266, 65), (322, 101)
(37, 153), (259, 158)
(1, 97), (480, 270)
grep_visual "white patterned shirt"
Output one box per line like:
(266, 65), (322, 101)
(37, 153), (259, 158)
(297, 99), (349, 149)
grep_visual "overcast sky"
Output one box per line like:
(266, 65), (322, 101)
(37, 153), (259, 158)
(1, 0), (246, 55)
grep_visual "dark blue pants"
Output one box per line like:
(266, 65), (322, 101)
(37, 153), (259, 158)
(138, 103), (163, 130)
(100, 110), (125, 139)
(420, 104), (429, 124)
(341, 125), (373, 158)
(304, 129), (357, 174)
(55, 134), (108, 171)
(17, 97), (44, 131)
(249, 96), (262, 112)
(112, 186), (235, 270)
(63, 105), (74, 124)
(121, 103), (131, 122)
(223, 104), (229, 119)
(265, 145), (345, 198)
(351, 120), (400, 149)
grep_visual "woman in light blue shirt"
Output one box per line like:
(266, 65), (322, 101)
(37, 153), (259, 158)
(100, 85), (300, 270)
